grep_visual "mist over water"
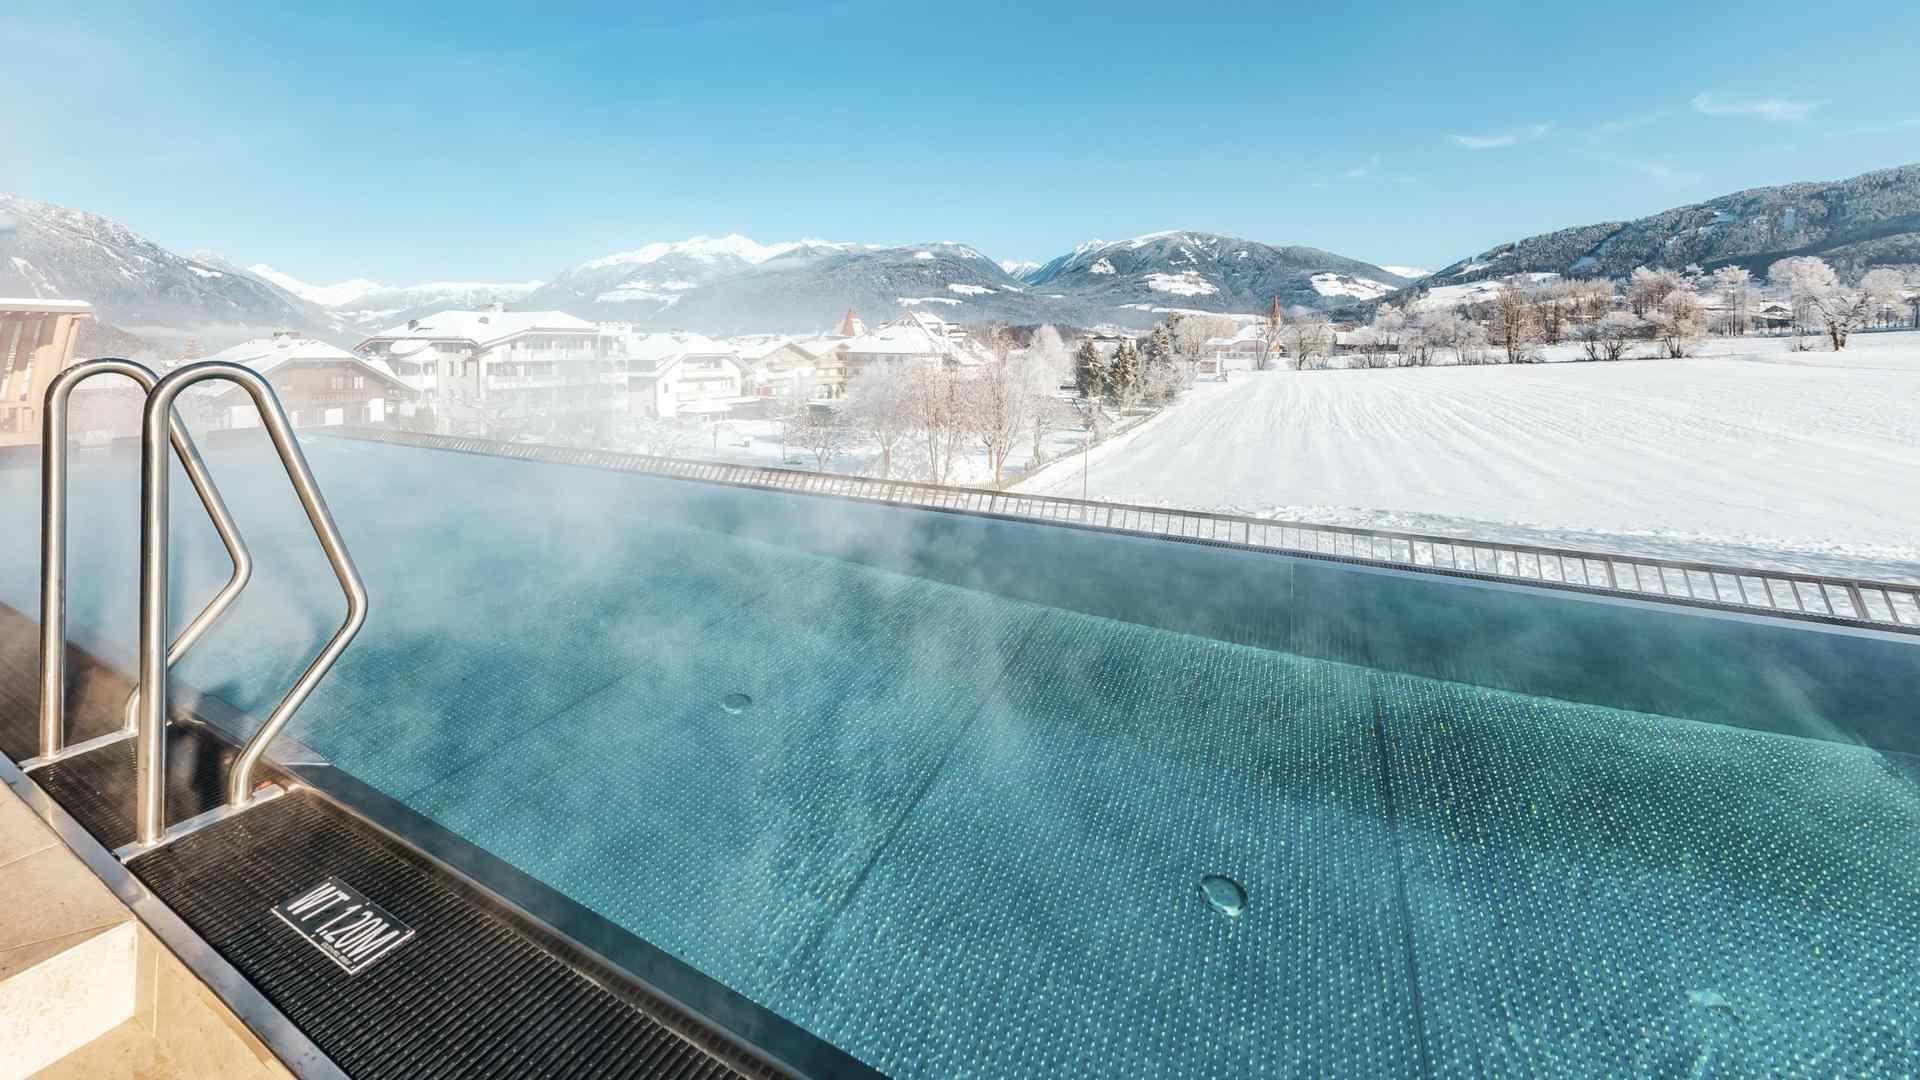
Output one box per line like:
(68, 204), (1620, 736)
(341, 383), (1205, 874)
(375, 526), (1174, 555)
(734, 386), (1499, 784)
(5, 430), (1917, 1079)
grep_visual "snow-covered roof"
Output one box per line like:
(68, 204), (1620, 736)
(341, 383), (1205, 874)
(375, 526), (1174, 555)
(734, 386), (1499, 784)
(840, 317), (952, 358)
(615, 331), (739, 375)
(361, 308), (596, 349)
(190, 335), (413, 397)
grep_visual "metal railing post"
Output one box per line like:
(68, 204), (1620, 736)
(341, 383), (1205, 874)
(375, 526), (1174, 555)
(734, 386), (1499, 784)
(34, 358), (252, 766)
(133, 362), (367, 848)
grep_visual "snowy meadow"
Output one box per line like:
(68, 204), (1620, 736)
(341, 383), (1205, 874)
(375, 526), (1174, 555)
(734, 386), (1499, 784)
(1016, 331), (1920, 581)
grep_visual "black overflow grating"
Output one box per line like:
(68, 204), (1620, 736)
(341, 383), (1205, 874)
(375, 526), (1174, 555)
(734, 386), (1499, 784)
(29, 725), (250, 852)
(132, 790), (781, 1080)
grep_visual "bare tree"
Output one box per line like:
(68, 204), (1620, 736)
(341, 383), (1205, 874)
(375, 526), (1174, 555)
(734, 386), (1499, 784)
(909, 362), (968, 484)
(1169, 313), (1236, 378)
(1490, 286), (1540, 363)
(1281, 316), (1333, 370)
(785, 407), (849, 471)
(964, 326), (1032, 485)
(1256, 296), (1285, 371)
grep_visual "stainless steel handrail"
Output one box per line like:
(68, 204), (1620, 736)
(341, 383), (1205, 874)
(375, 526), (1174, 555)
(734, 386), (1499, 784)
(317, 426), (1920, 634)
(33, 358), (253, 767)
(132, 362), (368, 850)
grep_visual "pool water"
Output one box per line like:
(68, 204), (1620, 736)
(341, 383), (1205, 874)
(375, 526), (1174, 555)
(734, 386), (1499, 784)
(4, 437), (1917, 1078)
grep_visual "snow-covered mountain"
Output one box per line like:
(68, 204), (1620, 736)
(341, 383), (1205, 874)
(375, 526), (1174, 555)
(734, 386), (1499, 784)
(1024, 232), (1413, 318)
(998, 259), (1041, 279)
(1422, 163), (1920, 291)
(244, 265), (543, 332)
(0, 193), (327, 342)
(538, 240), (1046, 334)
(523, 234), (861, 317)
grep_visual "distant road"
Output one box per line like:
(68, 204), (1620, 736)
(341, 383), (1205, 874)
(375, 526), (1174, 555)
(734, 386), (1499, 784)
(1016, 334), (1920, 580)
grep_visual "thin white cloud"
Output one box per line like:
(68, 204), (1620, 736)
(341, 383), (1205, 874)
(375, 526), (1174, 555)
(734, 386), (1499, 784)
(1586, 112), (1666, 139)
(1691, 92), (1818, 122)
(1447, 123), (1551, 150)
(1341, 156), (1381, 179)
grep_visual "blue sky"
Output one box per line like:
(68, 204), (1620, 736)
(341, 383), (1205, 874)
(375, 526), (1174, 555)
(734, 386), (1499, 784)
(4, 1), (1917, 283)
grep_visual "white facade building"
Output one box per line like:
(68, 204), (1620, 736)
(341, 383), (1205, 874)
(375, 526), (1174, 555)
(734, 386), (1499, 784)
(613, 332), (750, 418)
(356, 305), (602, 407)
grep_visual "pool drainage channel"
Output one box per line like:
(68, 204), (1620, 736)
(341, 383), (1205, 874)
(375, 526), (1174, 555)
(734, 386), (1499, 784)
(0, 605), (879, 1080)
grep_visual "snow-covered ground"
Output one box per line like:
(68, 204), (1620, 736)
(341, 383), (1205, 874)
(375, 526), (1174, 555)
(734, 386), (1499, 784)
(1017, 331), (1920, 581)
(629, 402), (1128, 490)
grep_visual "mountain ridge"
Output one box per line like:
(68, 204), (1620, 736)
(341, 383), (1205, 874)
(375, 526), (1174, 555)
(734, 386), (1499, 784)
(1419, 163), (1920, 292)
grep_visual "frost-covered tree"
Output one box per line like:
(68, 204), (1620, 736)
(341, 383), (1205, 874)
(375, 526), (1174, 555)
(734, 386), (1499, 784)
(1710, 266), (1752, 335)
(1627, 266), (1685, 316)
(1144, 322), (1174, 370)
(1370, 302), (1406, 361)
(963, 326), (1032, 485)
(1073, 339), (1106, 401)
(1597, 311), (1644, 361)
(1141, 322), (1182, 403)
(1769, 256), (1878, 350)
(1106, 338), (1144, 408)
(845, 363), (913, 478)
(1861, 268), (1909, 328)
(1025, 324), (1073, 463)
(1649, 291), (1705, 357)
(1414, 310), (1462, 364)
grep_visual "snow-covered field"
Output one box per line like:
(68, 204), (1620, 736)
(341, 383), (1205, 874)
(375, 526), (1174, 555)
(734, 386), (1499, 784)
(1017, 330), (1920, 581)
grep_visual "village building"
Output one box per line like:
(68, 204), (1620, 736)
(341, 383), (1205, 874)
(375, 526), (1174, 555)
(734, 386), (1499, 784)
(614, 331), (751, 418)
(64, 332), (417, 438)
(195, 333), (416, 429)
(356, 305), (604, 407)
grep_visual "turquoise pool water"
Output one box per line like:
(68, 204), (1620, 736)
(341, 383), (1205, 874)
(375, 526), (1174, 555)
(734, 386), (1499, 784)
(4, 437), (1917, 1078)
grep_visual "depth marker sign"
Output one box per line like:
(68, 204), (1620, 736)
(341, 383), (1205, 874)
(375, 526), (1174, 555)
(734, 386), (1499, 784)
(273, 878), (416, 975)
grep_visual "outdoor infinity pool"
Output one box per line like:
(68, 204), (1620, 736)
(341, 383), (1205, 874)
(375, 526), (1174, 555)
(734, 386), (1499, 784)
(3, 435), (1917, 1078)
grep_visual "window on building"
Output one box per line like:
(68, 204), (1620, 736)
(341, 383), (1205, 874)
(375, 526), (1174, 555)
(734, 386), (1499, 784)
(330, 375), (346, 390)
(353, 375), (366, 389)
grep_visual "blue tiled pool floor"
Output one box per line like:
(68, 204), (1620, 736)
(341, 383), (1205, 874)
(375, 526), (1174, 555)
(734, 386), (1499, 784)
(3, 440), (1916, 1078)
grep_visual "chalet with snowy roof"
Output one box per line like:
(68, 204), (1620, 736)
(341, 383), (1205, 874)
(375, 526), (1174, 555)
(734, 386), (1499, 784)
(197, 333), (415, 428)
(356, 304), (603, 406)
(733, 337), (829, 401)
(67, 331), (416, 437)
(613, 331), (750, 418)
(834, 316), (957, 383)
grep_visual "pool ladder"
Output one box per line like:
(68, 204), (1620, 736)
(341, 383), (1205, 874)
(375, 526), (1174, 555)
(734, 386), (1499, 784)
(25, 358), (368, 860)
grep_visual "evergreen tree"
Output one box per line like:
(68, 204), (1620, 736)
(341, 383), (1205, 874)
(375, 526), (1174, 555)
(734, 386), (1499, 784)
(1074, 339), (1106, 400)
(1106, 339), (1143, 408)
(1144, 323), (1173, 370)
